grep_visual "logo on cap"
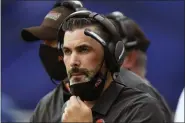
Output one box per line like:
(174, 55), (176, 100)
(45, 11), (61, 21)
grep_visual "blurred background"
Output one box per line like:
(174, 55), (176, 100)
(1, 0), (184, 122)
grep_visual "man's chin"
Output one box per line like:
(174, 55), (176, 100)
(70, 76), (91, 85)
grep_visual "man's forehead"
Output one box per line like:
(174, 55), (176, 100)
(63, 38), (92, 48)
(64, 26), (98, 41)
(64, 29), (93, 45)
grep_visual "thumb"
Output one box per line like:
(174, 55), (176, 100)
(76, 96), (90, 109)
(76, 96), (85, 105)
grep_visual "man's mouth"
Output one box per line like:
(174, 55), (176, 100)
(69, 73), (86, 85)
(71, 73), (84, 77)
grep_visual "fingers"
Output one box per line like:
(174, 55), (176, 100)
(69, 96), (81, 107)
(62, 109), (68, 122)
(69, 96), (90, 110)
(76, 96), (84, 104)
(62, 97), (79, 122)
(62, 96), (93, 122)
(66, 100), (69, 107)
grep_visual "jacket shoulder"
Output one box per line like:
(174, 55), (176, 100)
(30, 85), (63, 122)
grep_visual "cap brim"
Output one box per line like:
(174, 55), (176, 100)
(21, 26), (58, 42)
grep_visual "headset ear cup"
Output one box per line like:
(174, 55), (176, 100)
(108, 42), (115, 55)
(57, 42), (62, 51)
(106, 42), (119, 72)
(115, 41), (125, 65)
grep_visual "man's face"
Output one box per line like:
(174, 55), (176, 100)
(63, 27), (104, 86)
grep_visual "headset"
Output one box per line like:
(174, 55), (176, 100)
(57, 9), (126, 74)
(107, 12), (138, 48)
(106, 11), (150, 52)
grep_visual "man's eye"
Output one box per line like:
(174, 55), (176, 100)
(63, 49), (71, 55)
(79, 47), (89, 53)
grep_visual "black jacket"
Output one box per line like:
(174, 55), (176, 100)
(118, 68), (173, 122)
(29, 71), (170, 122)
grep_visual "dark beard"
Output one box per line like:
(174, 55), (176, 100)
(67, 63), (108, 101)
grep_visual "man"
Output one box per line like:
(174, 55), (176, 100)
(22, 8), (166, 122)
(59, 10), (166, 122)
(31, 9), (165, 122)
(107, 11), (173, 122)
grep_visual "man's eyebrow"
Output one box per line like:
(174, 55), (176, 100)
(62, 42), (92, 51)
(75, 43), (92, 49)
(76, 43), (91, 47)
(62, 46), (70, 50)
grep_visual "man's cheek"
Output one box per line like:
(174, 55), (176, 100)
(63, 56), (68, 65)
(63, 57), (70, 71)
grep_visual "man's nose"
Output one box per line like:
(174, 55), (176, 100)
(70, 52), (80, 68)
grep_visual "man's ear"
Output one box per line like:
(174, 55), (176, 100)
(122, 50), (137, 69)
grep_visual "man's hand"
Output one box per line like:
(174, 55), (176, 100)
(62, 96), (93, 122)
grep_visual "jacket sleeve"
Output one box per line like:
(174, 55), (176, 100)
(29, 91), (55, 123)
(29, 97), (49, 123)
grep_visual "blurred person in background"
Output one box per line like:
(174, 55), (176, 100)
(21, 0), (83, 83)
(107, 12), (151, 84)
(21, 0), (84, 122)
(106, 11), (173, 122)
